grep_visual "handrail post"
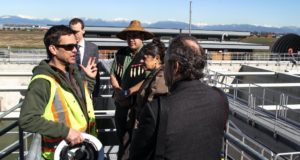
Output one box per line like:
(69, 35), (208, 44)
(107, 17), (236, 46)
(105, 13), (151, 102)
(19, 125), (25, 160)
(262, 88), (265, 109)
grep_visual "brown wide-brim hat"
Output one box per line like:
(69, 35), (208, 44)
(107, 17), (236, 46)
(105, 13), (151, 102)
(117, 20), (154, 40)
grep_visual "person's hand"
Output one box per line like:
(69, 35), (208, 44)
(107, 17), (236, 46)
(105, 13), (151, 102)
(119, 89), (130, 97)
(113, 88), (130, 102)
(80, 57), (98, 78)
(66, 128), (84, 146)
(113, 87), (122, 100)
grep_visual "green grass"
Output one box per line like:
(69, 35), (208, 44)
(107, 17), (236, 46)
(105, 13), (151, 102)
(0, 30), (278, 50)
(241, 36), (277, 47)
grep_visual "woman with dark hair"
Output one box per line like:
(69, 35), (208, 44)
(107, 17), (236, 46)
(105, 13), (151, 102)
(129, 38), (169, 160)
(135, 38), (167, 117)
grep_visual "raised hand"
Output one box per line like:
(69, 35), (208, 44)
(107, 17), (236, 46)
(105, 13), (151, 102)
(80, 57), (98, 78)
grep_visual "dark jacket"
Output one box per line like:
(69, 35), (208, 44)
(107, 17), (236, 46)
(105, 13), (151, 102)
(130, 80), (228, 160)
(160, 80), (228, 160)
(130, 68), (168, 160)
(19, 60), (95, 138)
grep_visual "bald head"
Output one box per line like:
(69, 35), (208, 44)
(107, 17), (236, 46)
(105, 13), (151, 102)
(184, 39), (200, 52)
(164, 35), (206, 87)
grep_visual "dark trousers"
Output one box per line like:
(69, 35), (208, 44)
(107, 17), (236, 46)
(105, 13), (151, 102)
(114, 102), (130, 160)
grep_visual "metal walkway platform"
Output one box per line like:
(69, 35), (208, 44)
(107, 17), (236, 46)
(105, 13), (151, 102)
(229, 97), (300, 150)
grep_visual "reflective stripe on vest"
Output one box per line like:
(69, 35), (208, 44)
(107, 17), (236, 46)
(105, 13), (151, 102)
(31, 75), (97, 160)
(83, 81), (97, 136)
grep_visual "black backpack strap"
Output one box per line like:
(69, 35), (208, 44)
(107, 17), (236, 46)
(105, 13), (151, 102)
(154, 97), (168, 160)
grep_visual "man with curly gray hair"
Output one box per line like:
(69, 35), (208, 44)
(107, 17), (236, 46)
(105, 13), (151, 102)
(155, 35), (229, 159)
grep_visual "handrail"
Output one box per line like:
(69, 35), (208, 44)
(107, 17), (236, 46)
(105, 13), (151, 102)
(208, 69), (300, 126)
(225, 120), (275, 159)
(0, 102), (22, 119)
(274, 151), (300, 160)
(0, 102), (25, 159)
(0, 120), (25, 160)
(0, 121), (18, 136)
(224, 133), (269, 160)
(0, 51), (299, 64)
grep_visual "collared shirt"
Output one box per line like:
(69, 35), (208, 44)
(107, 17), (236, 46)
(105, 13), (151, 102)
(78, 39), (85, 64)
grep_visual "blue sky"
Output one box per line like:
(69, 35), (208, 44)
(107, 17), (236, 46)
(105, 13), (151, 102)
(1, 0), (299, 27)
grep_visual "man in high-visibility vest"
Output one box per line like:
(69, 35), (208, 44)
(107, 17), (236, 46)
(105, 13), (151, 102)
(19, 25), (100, 160)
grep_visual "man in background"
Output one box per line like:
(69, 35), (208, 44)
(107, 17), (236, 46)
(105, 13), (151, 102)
(69, 18), (98, 67)
(69, 18), (101, 100)
(288, 48), (297, 70)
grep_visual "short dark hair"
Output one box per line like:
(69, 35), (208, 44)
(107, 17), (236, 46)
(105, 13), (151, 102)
(166, 35), (206, 80)
(43, 25), (74, 59)
(141, 38), (166, 63)
(69, 18), (85, 29)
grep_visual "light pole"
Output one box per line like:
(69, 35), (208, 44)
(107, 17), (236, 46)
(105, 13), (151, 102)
(221, 33), (228, 42)
(189, 1), (192, 36)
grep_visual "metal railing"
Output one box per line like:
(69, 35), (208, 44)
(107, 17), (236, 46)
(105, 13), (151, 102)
(0, 103), (25, 160)
(207, 69), (300, 128)
(0, 104), (274, 160)
(207, 70), (300, 159)
(274, 152), (300, 160)
(1, 65), (300, 159)
(0, 104), (117, 159)
(0, 48), (47, 64)
(224, 120), (275, 160)
(1, 47), (300, 64)
(224, 134), (270, 160)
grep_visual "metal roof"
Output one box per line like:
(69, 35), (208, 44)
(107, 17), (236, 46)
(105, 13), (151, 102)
(85, 26), (250, 37)
(84, 26), (269, 50)
(86, 38), (269, 50)
(271, 33), (300, 53)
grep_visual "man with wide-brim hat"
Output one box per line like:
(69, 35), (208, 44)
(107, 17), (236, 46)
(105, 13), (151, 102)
(110, 20), (154, 160)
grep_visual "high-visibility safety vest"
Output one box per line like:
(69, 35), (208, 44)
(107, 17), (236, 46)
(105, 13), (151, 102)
(31, 75), (97, 160)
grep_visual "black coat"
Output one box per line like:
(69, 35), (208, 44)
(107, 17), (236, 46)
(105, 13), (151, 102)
(130, 68), (168, 160)
(130, 80), (228, 160)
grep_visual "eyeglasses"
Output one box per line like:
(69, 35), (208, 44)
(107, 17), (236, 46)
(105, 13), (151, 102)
(55, 44), (78, 51)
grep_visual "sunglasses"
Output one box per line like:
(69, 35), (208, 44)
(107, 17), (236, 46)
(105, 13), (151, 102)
(55, 44), (78, 51)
